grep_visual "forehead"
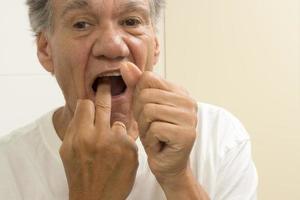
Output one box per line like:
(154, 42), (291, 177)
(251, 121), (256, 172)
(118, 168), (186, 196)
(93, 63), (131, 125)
(54, 0), (151, 16)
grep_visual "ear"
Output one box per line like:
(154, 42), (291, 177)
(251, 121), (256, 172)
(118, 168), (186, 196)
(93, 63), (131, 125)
(153, 36), (160, 65)
(37, 32), (54, 74)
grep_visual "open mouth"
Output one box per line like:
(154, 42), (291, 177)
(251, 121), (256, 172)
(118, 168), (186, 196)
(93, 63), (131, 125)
(92, 75), (127, 97)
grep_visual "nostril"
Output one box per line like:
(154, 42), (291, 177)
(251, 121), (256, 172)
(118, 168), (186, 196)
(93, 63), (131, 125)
(114, 56), (126, 62)
(93, 55), (125, 62)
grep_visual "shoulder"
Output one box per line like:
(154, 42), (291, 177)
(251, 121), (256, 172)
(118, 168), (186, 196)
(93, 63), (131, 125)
(195, 103), (258, 199)
(191, 103), (257, 196)
(0, 121), (39, 153)
(196, 102), (250, 158)
(0, 110), (55, 158)
(0, 120), (40, 193)
(0, 110), (54, 179)
(0, 110), (58, 199)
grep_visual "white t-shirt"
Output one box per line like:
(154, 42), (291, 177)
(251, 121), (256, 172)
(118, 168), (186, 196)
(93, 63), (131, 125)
(0, 103), (258, 200)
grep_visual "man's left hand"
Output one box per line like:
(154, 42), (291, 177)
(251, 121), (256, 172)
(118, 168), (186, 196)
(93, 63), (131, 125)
(121, 63), (210, 199)
(121, 63), (198, 183)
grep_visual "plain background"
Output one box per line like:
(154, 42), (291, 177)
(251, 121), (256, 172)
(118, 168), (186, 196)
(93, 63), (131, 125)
(1, 0), (299, 199)
(165, 0), (300, 199)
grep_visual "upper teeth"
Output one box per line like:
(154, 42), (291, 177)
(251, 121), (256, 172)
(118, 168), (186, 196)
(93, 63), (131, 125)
(99, 71), (121, 77)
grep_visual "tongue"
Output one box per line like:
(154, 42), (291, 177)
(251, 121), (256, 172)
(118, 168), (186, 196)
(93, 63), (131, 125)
(110, 76), (126, 96)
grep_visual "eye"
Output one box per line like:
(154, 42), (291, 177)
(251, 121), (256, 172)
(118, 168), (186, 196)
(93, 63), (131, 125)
(73, 21), (91, 30)
(121, 17), (142, 27)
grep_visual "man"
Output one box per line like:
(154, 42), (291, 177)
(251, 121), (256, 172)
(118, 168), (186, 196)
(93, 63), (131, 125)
(0, 0), (257, 199)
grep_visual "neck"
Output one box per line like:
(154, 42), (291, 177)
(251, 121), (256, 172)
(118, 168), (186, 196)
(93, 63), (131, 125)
(53, 105), (73, 141)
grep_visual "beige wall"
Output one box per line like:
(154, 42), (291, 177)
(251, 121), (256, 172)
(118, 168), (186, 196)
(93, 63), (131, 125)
(164, 0), (300, 199)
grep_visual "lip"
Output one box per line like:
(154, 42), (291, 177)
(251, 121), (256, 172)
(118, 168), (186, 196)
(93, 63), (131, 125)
(85, 61), (133, 104)
(89, 69), (121, 91)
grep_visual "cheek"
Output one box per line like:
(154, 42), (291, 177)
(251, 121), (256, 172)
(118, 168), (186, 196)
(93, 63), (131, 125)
(51, 39), (91, 102)
(125, 35), (155, 72)
(53, 40), (90, 69)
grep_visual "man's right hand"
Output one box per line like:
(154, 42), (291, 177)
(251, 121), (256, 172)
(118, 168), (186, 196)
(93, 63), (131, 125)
(59, 80), (139, 200)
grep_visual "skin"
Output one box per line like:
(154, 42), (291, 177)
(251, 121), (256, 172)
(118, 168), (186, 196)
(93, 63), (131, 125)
(36, 0), (210, 199)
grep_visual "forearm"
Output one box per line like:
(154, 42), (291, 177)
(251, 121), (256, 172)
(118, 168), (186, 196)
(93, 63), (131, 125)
(159, 167), (210, 200)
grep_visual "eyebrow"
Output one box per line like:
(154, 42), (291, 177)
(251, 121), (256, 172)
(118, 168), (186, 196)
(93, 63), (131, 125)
(60, 0), (150, 20)
(117, 1), (150, 18)
(61, 0), (89, 18)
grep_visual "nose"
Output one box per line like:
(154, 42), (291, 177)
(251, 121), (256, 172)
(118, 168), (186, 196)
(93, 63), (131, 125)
(92, 24), (130, 61)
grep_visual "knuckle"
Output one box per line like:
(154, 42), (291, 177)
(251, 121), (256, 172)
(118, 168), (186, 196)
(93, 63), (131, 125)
(185, 127), (197, 144)
(95, 99), (111, 111)
(186, 109), (198, 127)
(136, 74), (146, 88)
(81, 134), (96, 150)
(126, 147), (138, 162)
(71, 135), (82, 153)
(139, 89), (151, 103)
(142, 104), (155, 123)
(148, 121), (159, 134)
(95, 139), (122, 158)
(143, 103), (155, 116)
(142, 71), (153, 81)
(118, 135), (138, 156)
(76, 99), (94, 112)
(138, 72), (155, 87)
(59, 144), (69, 159)
(112, 121), (126, 132)
(185, 97), (198, 114)
(72, 132), (95, 153)
(80, 99), (94, 107)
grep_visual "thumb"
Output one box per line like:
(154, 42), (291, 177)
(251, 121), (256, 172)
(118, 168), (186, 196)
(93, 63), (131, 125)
(121, 62), (142, 89)
(120, 62), (141, 140)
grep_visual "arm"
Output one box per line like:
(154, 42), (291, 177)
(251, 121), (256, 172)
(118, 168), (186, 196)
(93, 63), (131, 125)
(121, 63), (210, 200)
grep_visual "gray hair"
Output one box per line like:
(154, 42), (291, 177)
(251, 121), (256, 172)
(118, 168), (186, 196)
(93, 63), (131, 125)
(26, 0), (165, 35)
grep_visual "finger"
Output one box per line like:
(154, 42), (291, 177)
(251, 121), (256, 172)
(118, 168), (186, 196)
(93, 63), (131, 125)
(112, 120), (138, 141)
(147, 121), (184, 144)
(111, 121), (127, 135)
(137, 103), (197, 138)
(63, 99), (95, 143)
(142, 121), (195, 153)
(72, 99), (95, 129)
(127, 120), (139, 141)
(135, 72), (187, 96)
(141, 121), (181, 154)
(112, 121), (139, 152)
(120, 62), (142, 89)
(135, 72), (169, 96)
(133, 88), (197, 120)
(94, 78), (111, 127)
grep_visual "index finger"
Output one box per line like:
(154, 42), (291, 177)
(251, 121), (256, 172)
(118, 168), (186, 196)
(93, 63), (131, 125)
(136, 72), (188, 97)
(94, 78), (111, 127)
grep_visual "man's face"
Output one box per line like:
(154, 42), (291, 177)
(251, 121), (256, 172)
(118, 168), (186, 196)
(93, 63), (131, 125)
(39, 0), (159, 126)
